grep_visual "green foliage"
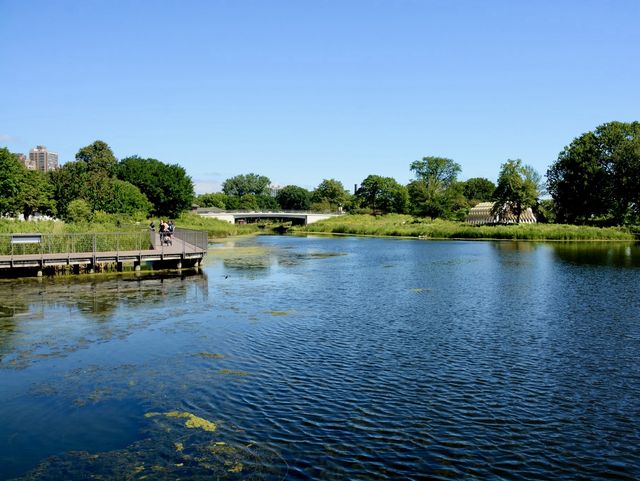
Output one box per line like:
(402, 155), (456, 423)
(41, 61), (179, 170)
(276, 185), (311, 210)
(18, 169), (56, 219)
(547, 121), (640, 225)
(0, 148), (25, 216)
(103, 179), (152, 216)
(408, 156), (463, 219)
(410, 156), (461, 191)
(311, 179), (350, 211)
(492, 159), (539, 223)
(118, 156), (194, 218)
(76, 140), (118, 176)
(48, 160), (87, 218)
(356, 175), (408, 214)
(66, 199), (93, 223)
(196, 193), (227, 209)
(222, 173), (271, 197)
(462, 177), (496, 203)
(298, 214), (634, 240)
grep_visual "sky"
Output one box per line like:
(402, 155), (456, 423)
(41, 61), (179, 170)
(1, 0), (638, 194)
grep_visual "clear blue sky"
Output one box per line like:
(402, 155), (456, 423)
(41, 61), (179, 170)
(1, 0), (638, 194)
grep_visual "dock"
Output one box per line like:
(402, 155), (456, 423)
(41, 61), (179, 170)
(0, 228), (208, 276)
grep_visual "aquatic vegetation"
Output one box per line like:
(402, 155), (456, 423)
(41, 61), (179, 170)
(145, 411), (218, 432)
(266, 310), (291, 316)
(195, 352), (225, 359)
(297, 214), (636, 240)
(218, 369), (251, 377)
(411, 288), (432, 294)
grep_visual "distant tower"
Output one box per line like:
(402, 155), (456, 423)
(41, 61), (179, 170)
(29, 145), (59, 172)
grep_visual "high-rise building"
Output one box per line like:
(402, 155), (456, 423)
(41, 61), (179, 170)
(16, 153), (36, 170)
(28, 145), (59, 172)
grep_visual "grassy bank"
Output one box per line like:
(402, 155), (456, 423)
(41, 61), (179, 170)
(297, 214), (636, 241)
(0, 213), (259, 239)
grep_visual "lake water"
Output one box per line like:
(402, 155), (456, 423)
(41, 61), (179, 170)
(1, 235), (639, 480)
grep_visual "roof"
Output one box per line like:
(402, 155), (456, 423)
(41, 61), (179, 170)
(466, 202), (536, 224)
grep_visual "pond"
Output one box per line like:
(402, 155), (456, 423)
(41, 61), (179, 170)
(1, 235), (639, 480)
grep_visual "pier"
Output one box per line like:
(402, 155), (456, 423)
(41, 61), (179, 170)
(0, 228), (208, 277)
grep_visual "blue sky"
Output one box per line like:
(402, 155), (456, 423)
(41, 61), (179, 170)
(1, 0), (638, 194)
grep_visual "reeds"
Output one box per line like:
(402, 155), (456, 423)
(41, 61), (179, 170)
(298, 214), (635, 241)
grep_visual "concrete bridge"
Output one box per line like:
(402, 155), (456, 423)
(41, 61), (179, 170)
(195, 208), (343, 225)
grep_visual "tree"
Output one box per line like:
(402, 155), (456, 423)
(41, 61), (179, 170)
(76, 140), (118, 176)
(311, 179), (350, 211)
(408, 156), (463, 219)
(356, 175), (408, 214)
(410, 156), (461, 192)
(276, 185), (311, 210)
(118, 156), (194, 217)
(547, 121), (640, 225)
(49, 160), (89, 219)
(462, 177), (496, 203)
(18, 170), (56, 219)
(222, 173), (271, 197)
(66, 199), (93, 223)
(0, 148), (26, 216)
(492, 159), (539, 223)
(196, 193), (227, 209)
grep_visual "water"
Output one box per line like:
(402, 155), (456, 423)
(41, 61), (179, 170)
(1, 236), (639, 480)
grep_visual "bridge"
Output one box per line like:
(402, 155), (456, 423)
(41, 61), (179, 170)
(0, 228), (208, 277)
(195, 208), (343, 225)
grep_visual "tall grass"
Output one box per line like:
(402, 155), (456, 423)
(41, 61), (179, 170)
(297, 214), (635, 241)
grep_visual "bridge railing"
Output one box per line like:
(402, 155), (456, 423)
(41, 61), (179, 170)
(173, 228), (209, 253)
(0, 231), (150, 257)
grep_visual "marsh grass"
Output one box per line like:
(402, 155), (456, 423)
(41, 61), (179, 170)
(297, 214), (635, 241)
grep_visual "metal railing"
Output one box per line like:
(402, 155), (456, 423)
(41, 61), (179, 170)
(0, 231), (149, 257)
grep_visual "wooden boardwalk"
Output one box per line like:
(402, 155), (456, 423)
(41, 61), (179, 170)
(0, 230), (208, 274)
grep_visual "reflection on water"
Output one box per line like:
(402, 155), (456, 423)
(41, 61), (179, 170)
(1, 236), (640, 480)
(550, 241), (640, 267)
(0, 272), (208, 369)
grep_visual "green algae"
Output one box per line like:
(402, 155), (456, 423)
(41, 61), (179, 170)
(218, 369), (251, 377)
(265, 310), (291, 316)
(411, 288), (432, 294)
(145, 411), (218, 432)
(194, 352), (225, 359)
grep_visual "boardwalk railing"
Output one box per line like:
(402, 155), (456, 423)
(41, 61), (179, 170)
(0, 231), (149, 257)
(173, 228), (209, 252)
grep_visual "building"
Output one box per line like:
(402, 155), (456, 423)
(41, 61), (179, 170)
(16, 153), (37, 170)
(466, 202), (536, 225)
(28, 145), (58, 172)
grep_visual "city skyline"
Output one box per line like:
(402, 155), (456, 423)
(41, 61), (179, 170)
(1, 0), (638, 194)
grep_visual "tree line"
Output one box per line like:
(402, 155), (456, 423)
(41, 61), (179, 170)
(0, 140), (194, 222)
(1, 120), (638, 226)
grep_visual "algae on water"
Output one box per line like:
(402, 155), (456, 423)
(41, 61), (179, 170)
(145, 411), (218, 432)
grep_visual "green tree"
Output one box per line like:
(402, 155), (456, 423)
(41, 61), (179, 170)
(18, 170), (56, 219)
(492, 159), (539, 223)
(276, 185), (311, 210)
(408, 156), (462, 219)
(48, 160), (88, 219)
(356, 175), (408, 214)
(547, 121), (640, 225)
(66, 199), (93, 223)
(118, 156), (194, 217)
(103, 179), (152, 215)
(76, 140), (118, 176)
(462, 177), (496, 203)
(222, 173), (271, 197)
(410, 156), (461, 192)
(311, 179), (350, 211)
(196, 193), (228, 209)
(0, 148), (26, 216)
